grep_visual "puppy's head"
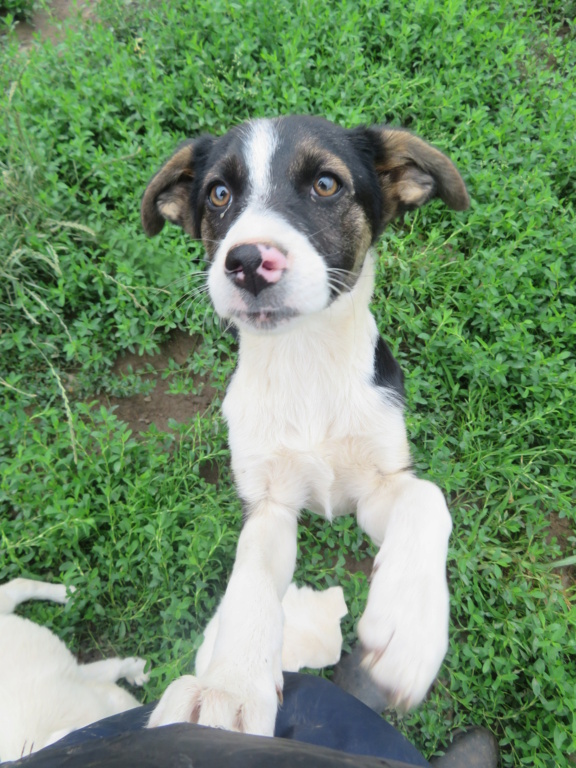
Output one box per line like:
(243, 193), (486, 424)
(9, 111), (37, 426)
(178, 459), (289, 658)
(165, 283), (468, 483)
(142, 116), (468, 332)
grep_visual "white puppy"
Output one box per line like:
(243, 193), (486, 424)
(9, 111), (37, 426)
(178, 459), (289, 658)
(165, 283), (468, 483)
(0, 578), (149, 762)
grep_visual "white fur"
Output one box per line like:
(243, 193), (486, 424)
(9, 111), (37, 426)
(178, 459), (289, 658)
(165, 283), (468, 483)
(207, 207), (330, 331)
(280, 584), (347, 672)
(357, 477), (451, 708)
(195, 584), (347, 677)
(243, 119), (278, 204)
(0, 578), (149, 762)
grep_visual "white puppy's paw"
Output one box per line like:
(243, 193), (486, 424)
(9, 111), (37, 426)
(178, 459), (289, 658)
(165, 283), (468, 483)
(55, 583), (76, 604)
(121, 657), (150, 686)
(148, 670), (279, 736)
(357, 552), (449, 711)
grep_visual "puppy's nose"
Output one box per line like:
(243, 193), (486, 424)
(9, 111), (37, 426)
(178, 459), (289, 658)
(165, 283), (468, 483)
(225, 243), (287, 297)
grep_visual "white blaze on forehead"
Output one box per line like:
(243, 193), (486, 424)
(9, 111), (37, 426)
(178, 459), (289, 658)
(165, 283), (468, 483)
(243, 119), (278, 203)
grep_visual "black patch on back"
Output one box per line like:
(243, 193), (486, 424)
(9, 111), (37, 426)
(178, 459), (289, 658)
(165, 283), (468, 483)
(373, 336), (404, 402)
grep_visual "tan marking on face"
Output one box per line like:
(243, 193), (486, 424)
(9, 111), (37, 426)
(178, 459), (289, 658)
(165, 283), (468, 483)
(200, 217), (219, 260)
(347, 206), (372, 273)
(289, 138), (355, 189)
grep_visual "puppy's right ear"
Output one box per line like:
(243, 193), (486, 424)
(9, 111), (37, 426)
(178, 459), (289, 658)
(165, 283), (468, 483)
(141, 139), (208, 238)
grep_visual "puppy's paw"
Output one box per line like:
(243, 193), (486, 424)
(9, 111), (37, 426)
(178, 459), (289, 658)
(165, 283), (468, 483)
(55, 583), (76, 604)
(122, 657), (150, 686)
(147, 676), (201, 727)
(358, 556), (449, 711)
(148, 671), (279, 736)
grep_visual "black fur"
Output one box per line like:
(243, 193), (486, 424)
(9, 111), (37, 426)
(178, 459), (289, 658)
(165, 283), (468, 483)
(372, 336), (404, 402)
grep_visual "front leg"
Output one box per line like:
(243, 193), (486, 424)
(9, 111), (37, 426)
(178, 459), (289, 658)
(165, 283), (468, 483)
(357, 472), (452, 711)
(149, 502), (297, 736)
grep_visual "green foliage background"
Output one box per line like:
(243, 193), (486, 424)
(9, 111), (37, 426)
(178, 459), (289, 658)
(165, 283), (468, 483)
(1, 1), (575, 765)
(1, 0), (36, 21)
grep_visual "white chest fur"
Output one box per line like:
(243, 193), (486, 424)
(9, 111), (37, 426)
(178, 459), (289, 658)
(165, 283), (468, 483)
(222, 257), (411, 518)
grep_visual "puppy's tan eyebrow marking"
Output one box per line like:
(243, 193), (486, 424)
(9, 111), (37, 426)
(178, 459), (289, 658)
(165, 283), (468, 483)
(290, 140), (355, 188)
(203, 154), (244, 188)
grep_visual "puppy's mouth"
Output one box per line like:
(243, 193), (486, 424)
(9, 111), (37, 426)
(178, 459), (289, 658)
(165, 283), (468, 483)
(233, 307), (299, 330)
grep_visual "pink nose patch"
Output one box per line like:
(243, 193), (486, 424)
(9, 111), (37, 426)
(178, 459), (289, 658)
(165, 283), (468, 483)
(256, 244), (287, 283)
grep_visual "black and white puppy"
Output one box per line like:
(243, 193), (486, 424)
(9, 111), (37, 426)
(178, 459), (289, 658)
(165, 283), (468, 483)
(141, 115), (469, 736)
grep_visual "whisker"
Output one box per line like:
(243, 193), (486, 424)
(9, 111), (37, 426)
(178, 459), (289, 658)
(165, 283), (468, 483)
(159, 270), (211, 291)
(180, 284), (211, 303)
(326, 267), (356, 277)
(223, 318), (236, 336)
(302, 222), (343, 241)
(328, 281), (348, 297)
(164, 285), (210, 316)
(140, 242), (361, 350)
(147, 282), (212, 337)
(184, 292), (214, 332)
(330, 273), (358, 292)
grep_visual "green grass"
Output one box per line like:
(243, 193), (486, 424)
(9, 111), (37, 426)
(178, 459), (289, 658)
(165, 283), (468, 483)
(1, 0), (36, 23)
(1, 1), (575, 765)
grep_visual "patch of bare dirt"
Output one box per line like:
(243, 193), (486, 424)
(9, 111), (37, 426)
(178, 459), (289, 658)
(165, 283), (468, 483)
(15, 0), (98, 49)
(342, 549), (373, 579)
(96, 329), (219, 436)
(10, 2), (225, 470)
(546, 512), (576, 590)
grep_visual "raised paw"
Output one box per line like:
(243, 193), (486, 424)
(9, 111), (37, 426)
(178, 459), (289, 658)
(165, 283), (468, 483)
(121, 656), (150, 686)
(148, 673), (279, 736)
(357, 555), (449, 711)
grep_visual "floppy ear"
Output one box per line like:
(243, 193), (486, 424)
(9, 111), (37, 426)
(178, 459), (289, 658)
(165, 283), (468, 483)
(141, 139), (200, 237)
(366, 126), (469, 226)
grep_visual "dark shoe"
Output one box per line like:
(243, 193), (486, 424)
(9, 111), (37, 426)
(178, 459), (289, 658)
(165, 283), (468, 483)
(431, 727), (499, 768)
(332, 645), (390, 713)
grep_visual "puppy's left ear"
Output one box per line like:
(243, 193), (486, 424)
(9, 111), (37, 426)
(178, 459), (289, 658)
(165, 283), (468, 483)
(141, 136), (214, 238)
(365, 126), (469, 226)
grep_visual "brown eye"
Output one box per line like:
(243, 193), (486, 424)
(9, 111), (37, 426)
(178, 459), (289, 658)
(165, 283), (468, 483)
(312, 174), (340, 198)
(208, 183), (231, 208)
